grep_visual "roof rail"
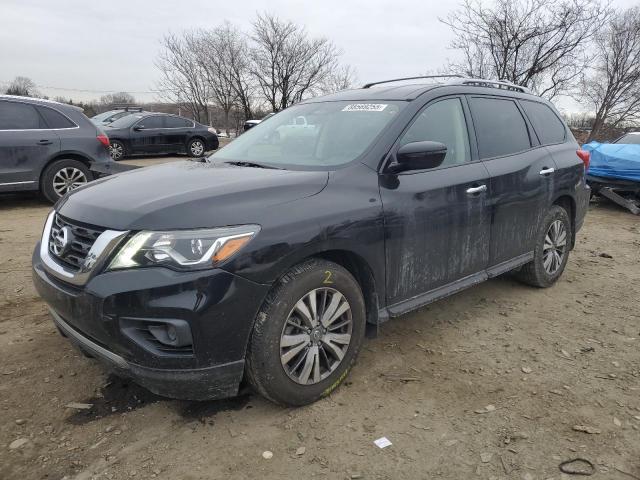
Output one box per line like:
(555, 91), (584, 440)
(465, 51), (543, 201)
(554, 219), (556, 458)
(362, 75), (464, 89)
(447, 78), (530, 93)
(111, 105), (143, 111)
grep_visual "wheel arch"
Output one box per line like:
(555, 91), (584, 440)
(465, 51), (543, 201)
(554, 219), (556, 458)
(39, 152), (93, 187)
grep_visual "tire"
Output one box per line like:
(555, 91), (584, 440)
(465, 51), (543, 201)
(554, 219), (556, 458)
(109, 140), (126, 161)
(246, 259), (366, 406)
(187, 138), (205, 157)
(41, 159), (92, 203)
(514, 205), (572, 288)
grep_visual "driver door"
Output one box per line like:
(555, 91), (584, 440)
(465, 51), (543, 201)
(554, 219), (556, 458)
(379, 96), (492, 308)
(130, 115), (166, 154)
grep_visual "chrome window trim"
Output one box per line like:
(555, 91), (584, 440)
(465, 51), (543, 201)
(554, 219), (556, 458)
(40, 211), (129, 286)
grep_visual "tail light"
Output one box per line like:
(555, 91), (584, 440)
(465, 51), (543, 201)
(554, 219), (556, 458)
(97, 134), (110, 148)
(576, 149), (590, 171)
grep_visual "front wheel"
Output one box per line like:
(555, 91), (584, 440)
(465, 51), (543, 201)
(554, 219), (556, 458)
(514, 205), (572, 288)
(187, 138), (205, 157)
(246, 259), (366, 406)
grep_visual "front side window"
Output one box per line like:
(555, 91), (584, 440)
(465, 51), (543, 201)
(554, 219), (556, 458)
(399, 98), (471, 167)
(520, 100), (566, 145)
(468, 97), (531, 159)
(212, 101), (404, 169)
(0, 101), (46, 130)
(137, 116), (165, 129)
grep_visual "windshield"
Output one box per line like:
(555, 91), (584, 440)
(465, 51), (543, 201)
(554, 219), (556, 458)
(614, 133), (640, 145)
(212, 101), (403, 169)
(107, 114), (145, 128)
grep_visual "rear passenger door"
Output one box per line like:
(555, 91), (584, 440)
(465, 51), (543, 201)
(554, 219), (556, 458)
(467, 96), (557, 268)
(164, 116), (193, 151)
(0, 100), (60, 190)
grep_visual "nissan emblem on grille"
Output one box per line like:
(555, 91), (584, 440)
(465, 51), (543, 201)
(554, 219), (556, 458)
(51, 225), (73, 256)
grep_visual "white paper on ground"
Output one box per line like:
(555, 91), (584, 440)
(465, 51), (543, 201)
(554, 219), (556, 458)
(374, 437), (392, 449)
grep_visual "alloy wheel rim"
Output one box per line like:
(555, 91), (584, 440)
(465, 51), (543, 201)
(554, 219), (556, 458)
(543, 219), (567, 275)
(280, 288), (352, 385)
(190, 141), (204, 156)
(110, 142), (123, 159)
(53, 167), (87, 196)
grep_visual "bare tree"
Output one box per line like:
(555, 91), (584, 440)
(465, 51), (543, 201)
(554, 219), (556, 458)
(99, 92), (135, 106)
(156, 32), (210, 123)
(5, 76), (39, 97)
(441, 0), (610, 99)
(250, 13), (341, 111)
(583, 6), (640, 141)
(321, 64), (358, 94)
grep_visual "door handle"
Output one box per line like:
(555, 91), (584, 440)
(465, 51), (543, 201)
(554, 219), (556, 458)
(539, 167), (555, 176)
(37, 139), (53, 145)
(466, 184), (487, 195)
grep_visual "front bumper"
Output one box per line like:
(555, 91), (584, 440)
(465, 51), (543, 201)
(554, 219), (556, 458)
(33, 244), (270, 401)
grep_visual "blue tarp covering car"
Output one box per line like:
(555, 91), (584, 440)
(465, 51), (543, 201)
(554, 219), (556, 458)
(582, 141), (640, 182)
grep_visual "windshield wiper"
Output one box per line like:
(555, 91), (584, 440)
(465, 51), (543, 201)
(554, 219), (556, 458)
(223, 160), (282, 170)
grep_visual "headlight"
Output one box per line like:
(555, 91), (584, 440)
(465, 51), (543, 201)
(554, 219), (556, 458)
(107, 225), (260, 271)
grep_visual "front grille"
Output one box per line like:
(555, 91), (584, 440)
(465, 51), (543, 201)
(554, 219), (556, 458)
(49, 214), (105, 271)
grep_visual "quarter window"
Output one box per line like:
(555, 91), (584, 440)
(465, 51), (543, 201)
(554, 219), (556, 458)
(37, 106), (76, 129)
(468, 97), (531, 159)
(0, 101), (46, 130)
(399, 98), (471, 167)
(520, 100), (566, 145)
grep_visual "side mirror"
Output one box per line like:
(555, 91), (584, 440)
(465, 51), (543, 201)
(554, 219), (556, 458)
(133, 126), (143, 132)
(391, 141), (447, 172)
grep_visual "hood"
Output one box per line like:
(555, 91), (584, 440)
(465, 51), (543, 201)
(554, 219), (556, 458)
(57, 161), (329, 230)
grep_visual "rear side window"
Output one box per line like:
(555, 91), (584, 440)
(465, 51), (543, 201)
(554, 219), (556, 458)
(166, 116), (193, 128)
(37, 106), (76, 129)
(468, 97), (531, 159)
(520, 100), (566, 145)
(0, 101), (46, 130)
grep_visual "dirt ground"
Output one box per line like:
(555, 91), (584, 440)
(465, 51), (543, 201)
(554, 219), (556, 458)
(1, 168), (639, 480)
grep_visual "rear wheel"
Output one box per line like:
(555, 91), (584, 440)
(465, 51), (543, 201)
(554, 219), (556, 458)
(246, 259), (366, 406)
(41, 159), (92, 203)
(187, 138), (205, 157)
(514, 205), (571, 288)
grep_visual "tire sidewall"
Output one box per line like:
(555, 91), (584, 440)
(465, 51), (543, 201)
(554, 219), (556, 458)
(532, 206), (571, 286)
(248, 261), (366, 406)
(41, 159), (91, 204)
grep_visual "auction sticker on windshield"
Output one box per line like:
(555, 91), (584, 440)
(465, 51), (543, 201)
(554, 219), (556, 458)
(342, 104), (388, 112)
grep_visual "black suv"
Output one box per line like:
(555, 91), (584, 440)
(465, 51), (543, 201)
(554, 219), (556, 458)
(32, 77), (590, 406)
(104, 113), (219, 160)
(0, 95), (113, 202)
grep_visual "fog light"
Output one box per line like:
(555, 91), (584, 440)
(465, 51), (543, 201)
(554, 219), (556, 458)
(166, 324), (178, 342)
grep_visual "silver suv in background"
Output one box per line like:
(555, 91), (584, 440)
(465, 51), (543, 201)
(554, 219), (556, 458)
(91, 106), (145, 126)
(0, 95), (114, 203)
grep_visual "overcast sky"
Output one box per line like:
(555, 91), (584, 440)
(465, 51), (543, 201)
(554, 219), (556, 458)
(1, 0), (636, 113)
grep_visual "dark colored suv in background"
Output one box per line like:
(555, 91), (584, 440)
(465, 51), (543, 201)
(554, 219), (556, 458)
(32, 76), (590, 406)
(104, 113), (218, 160)
(0, 95), (113, 203)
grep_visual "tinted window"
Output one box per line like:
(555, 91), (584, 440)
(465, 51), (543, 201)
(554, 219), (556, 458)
(615, 133), (640, 145)
(399, 98), (470, 167)
(468, 97), (531, 158)
(0, 101), (45, 130)
(37, 106), (76, 129)
(137, 116), (165, 129)
(166, 116), (193, 128)
(521, 100), (565, 145)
